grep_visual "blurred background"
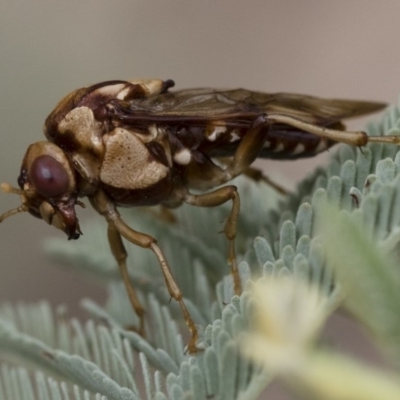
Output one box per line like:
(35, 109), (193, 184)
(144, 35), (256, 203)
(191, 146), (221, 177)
(1, 1), (399, 398)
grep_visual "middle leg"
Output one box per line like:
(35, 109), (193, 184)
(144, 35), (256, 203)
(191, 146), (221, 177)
(184, 185), (241, 294)
(182, 115), (272, 293)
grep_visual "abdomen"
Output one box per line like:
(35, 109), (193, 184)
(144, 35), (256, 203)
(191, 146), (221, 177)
(197, 124), (339, 161)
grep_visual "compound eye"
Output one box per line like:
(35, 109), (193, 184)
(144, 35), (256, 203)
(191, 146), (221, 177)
(29, 155), (70, 198)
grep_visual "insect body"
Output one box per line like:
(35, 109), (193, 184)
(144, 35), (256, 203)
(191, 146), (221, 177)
(1, 79), (398, 352)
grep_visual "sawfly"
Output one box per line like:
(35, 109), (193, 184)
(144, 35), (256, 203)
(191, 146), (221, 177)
(1, 78), (397, 352)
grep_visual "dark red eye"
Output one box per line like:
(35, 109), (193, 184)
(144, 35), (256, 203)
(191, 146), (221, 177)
(29, 155), (70, 198)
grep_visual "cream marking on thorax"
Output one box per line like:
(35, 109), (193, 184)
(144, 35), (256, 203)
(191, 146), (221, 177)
(147, 124), (160, 140)
(117, 87), (131, 100)
(132, 124), (161, 144)
(207, 126), (226, 141)
(173, 148), (192, 165)
(101, 128), (168, 189)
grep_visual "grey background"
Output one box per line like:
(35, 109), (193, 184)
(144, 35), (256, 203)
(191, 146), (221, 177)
(0, 2), (398, 398)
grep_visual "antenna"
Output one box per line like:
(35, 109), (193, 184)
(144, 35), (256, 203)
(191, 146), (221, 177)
(0, 182), (28, 222)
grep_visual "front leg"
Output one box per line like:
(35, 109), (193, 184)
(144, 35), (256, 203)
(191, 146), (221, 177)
(90, 190), (199, 353)
(107, 224), (146, 336)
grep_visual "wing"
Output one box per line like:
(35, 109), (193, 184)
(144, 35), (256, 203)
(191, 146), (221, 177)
(119, 87), (386, 127)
